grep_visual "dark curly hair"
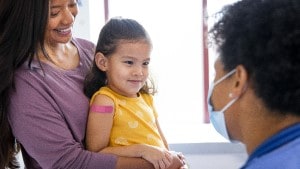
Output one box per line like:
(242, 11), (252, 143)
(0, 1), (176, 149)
(210, 0), (300, 115)
(84, 17), (156, 98)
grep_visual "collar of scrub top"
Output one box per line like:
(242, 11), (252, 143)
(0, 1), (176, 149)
(241, 123), (300, 169)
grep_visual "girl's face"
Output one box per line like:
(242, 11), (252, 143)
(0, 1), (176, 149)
(45, 0), (78, 46)
(104, 41), (152, 98)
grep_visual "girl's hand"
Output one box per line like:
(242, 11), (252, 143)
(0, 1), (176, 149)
(170, 151), (189, 169)
(140, 144), (172, 169)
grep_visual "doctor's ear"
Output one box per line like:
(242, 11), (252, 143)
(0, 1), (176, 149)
(95, 52), (108, 71)
(232, 65), (249, 97)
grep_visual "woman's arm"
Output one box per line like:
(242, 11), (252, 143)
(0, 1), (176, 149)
(8, 71), (118, 169)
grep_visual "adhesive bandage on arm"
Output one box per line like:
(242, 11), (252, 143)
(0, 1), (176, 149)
(90, 105), (113, 114)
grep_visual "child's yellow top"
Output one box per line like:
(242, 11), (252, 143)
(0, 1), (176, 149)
(90, 87), (165, 148)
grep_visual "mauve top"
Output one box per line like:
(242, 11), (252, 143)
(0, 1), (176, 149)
(8, 38), (117, 169)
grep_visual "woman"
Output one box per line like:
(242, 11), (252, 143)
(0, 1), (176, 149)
(0, 0), (183, 168)
(209, 0), (300, 168)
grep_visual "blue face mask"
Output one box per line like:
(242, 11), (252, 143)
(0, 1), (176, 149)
(207, 69), (237, 141)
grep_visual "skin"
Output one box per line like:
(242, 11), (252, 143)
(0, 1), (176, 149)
(212, 58), (300, 154)
(116, 154), (184, 169)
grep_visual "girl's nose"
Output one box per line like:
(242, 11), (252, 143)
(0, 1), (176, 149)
(133, 66), (143, 76)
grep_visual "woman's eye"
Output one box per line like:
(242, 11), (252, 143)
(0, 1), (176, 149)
(50, 9), (59, 17)
(51, 12), (59, 17)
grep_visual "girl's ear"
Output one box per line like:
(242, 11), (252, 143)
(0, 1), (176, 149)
(95, 52), (108, 71)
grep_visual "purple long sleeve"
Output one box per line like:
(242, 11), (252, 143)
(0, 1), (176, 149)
(8, 38), (117, 169)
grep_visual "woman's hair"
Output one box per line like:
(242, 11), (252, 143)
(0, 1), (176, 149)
(84, 17), (155, 98)
(0, 0), (49, 168)
(210, 0), (300, 115)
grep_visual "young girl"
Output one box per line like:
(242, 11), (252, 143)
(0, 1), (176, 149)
(84, 17), (175, 169)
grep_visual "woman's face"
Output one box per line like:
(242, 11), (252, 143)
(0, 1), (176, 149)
(45, 0), (78, 46)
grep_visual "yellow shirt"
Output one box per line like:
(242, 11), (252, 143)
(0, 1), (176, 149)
(90, 87), (165, 148)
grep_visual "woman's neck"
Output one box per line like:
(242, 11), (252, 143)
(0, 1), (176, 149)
(38, 41), (79, 70)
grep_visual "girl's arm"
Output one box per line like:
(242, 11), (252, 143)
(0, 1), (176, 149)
(86, 94), (174, 169)
(156, 119), (188, 169)
(86, 94), (115, 152)
(101, 144), (172, 169)
(115, 153), (184, 169)
(156, 119), (170, 150)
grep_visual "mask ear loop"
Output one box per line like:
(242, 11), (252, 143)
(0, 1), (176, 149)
(214, 69), (237, 86)
(213, 69), (238, 113)
(220, 97), (238, 113)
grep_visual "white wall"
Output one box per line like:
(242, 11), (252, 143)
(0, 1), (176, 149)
(73, 0), (105, 44)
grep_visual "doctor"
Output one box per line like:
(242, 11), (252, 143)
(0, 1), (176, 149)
(208, 0), (300, 168)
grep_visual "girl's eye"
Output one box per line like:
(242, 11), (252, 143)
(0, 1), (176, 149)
(143, 61), (150, 66)
(124, 61), (134, 65)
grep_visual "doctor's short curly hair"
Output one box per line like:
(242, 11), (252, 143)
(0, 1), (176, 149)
(210, 0), (300, 115)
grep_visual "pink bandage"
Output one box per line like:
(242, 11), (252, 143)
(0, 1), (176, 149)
(90, 105), (113, 113)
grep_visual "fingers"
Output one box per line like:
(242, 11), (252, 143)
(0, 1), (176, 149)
(169, 151), (188, 168)
(176, 152), (186, 165)
(180, 165), (189, 169)
(159, 159), (166, 169)
(153, 159), (168, 169)
(142, 146), (178, 169)
(153, 161), (160, 169)
(158, 151), (172, 169)
(162, 152), (172, 168)
(176, 152), (185, 160)
(152, 151), (172, 169)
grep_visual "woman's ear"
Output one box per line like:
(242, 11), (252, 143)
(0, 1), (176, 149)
(95, 52), (108, 71)
(231, 65), (248, 97)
